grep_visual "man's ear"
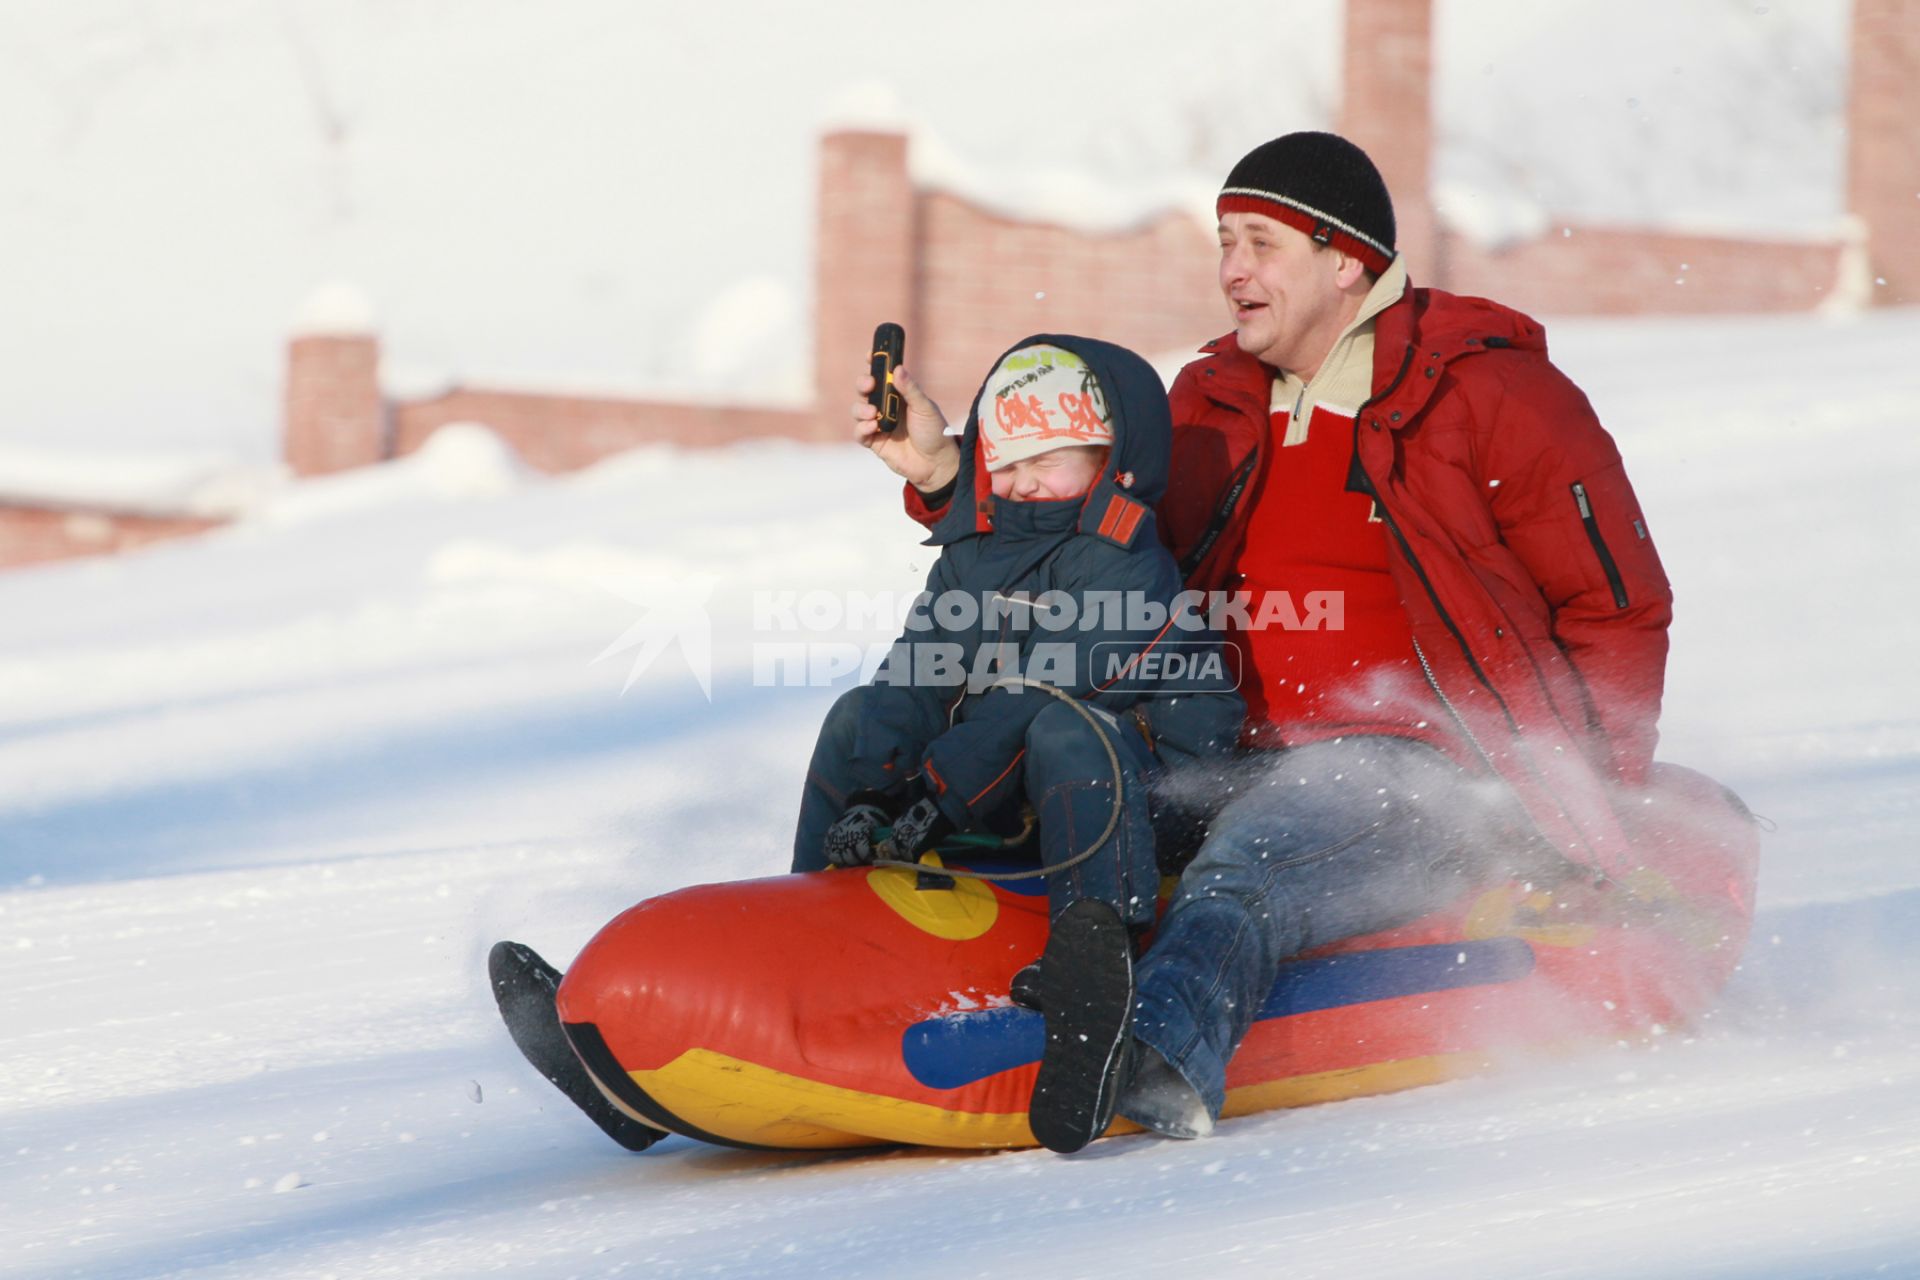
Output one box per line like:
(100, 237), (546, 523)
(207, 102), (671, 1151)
(1332, 250), (1370, 291)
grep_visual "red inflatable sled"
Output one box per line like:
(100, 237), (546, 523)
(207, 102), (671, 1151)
(554, 763), (1758, 1150)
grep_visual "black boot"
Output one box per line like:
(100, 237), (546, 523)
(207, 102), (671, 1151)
(488, 940), (663, 1152)
(1012, 922), (1149, 1012)
(1027, 901), (1135, 1154)
(1009, 961), (1044, 1011)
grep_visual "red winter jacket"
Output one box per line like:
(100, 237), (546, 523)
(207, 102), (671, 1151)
(910, 285), (1674, 878)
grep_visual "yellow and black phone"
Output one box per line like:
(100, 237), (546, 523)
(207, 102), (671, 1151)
(868, 323), (906, 432)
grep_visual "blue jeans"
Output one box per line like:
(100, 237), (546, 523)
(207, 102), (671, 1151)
(1129, 736), (1525, 1117)
(791, 684), (1161, 927)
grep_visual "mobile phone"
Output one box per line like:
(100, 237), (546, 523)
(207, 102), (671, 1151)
(868, 323), (906, 432)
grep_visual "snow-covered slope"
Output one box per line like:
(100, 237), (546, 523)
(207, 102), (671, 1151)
(2, 306), (1918, 1278)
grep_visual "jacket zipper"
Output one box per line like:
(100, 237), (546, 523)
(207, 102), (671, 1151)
(1345, 346), (1503, 704)
(1410, 635), (1498, 774)
(1373, 458), (1603, 869)
(1571, 482), (1630, 609)
(1178, 450), (1258, 582)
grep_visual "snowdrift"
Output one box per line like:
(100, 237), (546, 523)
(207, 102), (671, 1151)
(553, 763), (1759, 1150)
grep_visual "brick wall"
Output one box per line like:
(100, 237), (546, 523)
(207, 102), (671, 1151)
(1441, 227), (1846, 316)
(287, 0), (1906, 499)
(20, 0), (1909, 575)
(812, 132), (1227, 428)
(910, 194), (1225, 422)
(807, 0), (1893, 421)
(391, 389), (817, 472)
(340, 0), (1909, 483)
(1849, 0), (1920, 305)
(0, 505), (225, 570)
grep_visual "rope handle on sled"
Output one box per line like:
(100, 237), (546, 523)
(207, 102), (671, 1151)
(867, 678), (1127, 884)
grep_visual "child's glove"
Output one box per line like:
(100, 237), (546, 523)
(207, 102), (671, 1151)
(823, 800), (893, 868)
(885, 788), (953, 861)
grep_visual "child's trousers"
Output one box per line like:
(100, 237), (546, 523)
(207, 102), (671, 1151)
(790, 684), (1160, 929)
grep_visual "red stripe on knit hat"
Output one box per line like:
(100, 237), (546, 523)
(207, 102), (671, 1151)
(1217, 192), (1394, 276)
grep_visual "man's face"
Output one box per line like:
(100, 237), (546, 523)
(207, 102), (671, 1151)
(1217, 211), (1351, 372)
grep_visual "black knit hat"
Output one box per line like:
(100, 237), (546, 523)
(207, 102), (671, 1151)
(1217, 132), (1396, 275)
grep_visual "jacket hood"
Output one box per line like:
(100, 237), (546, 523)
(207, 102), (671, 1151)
(1367, 285), (1547, 430)
(927, 334), (1172, 550)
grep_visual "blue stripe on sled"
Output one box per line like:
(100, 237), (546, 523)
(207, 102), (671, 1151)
(1253, 936), (1535, 1020)
(899, 937), (1535, 1092)
(902, 1006), (1046, 1091)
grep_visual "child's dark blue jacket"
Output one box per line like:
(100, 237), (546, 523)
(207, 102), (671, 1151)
(870, 335), (1245, 830)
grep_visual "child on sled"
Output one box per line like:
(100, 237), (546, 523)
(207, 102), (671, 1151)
(790, 335), (1244, 1152)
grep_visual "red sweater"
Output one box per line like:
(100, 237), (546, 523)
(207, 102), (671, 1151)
(1230, 399), (1459, 755)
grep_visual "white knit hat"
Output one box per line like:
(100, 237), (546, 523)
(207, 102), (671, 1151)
(976, 344), (1113, 472)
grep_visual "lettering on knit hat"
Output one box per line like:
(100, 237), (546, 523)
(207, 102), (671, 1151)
(976, 343), (1114, 471)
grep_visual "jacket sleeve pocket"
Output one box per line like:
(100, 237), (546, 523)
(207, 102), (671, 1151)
(1571, 480), (1630, 609)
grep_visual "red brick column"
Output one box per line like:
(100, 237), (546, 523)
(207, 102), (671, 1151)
(1339, 0), (1438, 284)
(284, 333), (384, 476)
(814, 131), (916, 438)
(1849, 0), (1920, 305)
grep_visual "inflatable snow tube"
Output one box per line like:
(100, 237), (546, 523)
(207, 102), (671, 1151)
(555, 764), (1759, 1150)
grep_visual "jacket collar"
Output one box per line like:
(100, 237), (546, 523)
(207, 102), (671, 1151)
(983, 491), (1083, 541)
(1269, 257), (1410, 418)
(1193, 281), (1548, 431)
(1190, 331), (1274, 414)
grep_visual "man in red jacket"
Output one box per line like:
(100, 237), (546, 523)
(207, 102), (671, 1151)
(856, 132), (1673, 1144)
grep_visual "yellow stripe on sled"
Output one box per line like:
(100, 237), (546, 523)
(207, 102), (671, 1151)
(630, 1046), (1524, 1149)
(630, 1048), (1035, 1149)
(1219, 1051), (1499, 1117)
